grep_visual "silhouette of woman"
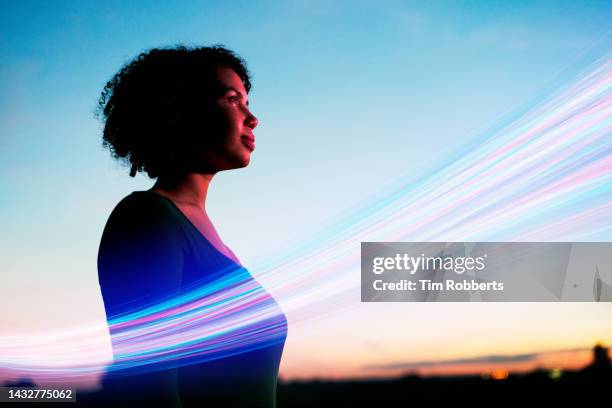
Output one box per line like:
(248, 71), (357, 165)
(90, 46), (287, 407)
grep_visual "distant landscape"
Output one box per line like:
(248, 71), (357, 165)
(277, 344), (611, 406)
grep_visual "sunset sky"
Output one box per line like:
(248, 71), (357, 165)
(1, 0), (611, 381)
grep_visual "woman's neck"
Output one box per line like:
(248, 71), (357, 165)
(151, 173), (214, 212)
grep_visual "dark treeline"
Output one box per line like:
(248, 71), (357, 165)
(277, 345), (611, 407)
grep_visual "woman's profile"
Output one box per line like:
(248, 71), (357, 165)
(88, 46), (287, 407)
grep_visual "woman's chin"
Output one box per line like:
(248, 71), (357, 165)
(237, 150), (253, 167)
(224, 153), (251, 170)
(238, 155), (251, 168)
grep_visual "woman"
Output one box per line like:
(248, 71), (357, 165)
(92, 46), (287, 407)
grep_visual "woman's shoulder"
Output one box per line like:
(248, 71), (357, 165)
(112, 190), (170, 215)
(108, 190), (177, 222)
(102, 190), (183, 240)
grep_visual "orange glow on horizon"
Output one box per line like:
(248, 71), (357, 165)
(490, 369), (509, 380)
(279, 345), (610, 381)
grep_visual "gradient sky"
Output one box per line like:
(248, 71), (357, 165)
(1, 0), (611, 380)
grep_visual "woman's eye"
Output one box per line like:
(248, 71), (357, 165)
(228, 95), (240, 103)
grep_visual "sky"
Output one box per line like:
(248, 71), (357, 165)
(1, 0), (611, 381)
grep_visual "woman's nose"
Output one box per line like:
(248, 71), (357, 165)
(245, 110), (259, 129)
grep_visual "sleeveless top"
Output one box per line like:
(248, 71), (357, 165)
(94, 191), (287, 407)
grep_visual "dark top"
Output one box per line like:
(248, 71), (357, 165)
(93, 191), (287, 407)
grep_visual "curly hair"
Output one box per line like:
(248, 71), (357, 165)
(97, 45), (251, 178)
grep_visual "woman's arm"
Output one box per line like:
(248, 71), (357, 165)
(98, 193), (185, 315)
(97, 193), (185, 406)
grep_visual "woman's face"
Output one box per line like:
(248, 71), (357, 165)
(190, 66), (258, 172)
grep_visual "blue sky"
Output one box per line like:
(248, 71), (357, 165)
(1, 0), (611, 378)
(3, 0), (608, 264)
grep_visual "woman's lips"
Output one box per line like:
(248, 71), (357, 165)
(241, 135), (255, 152)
